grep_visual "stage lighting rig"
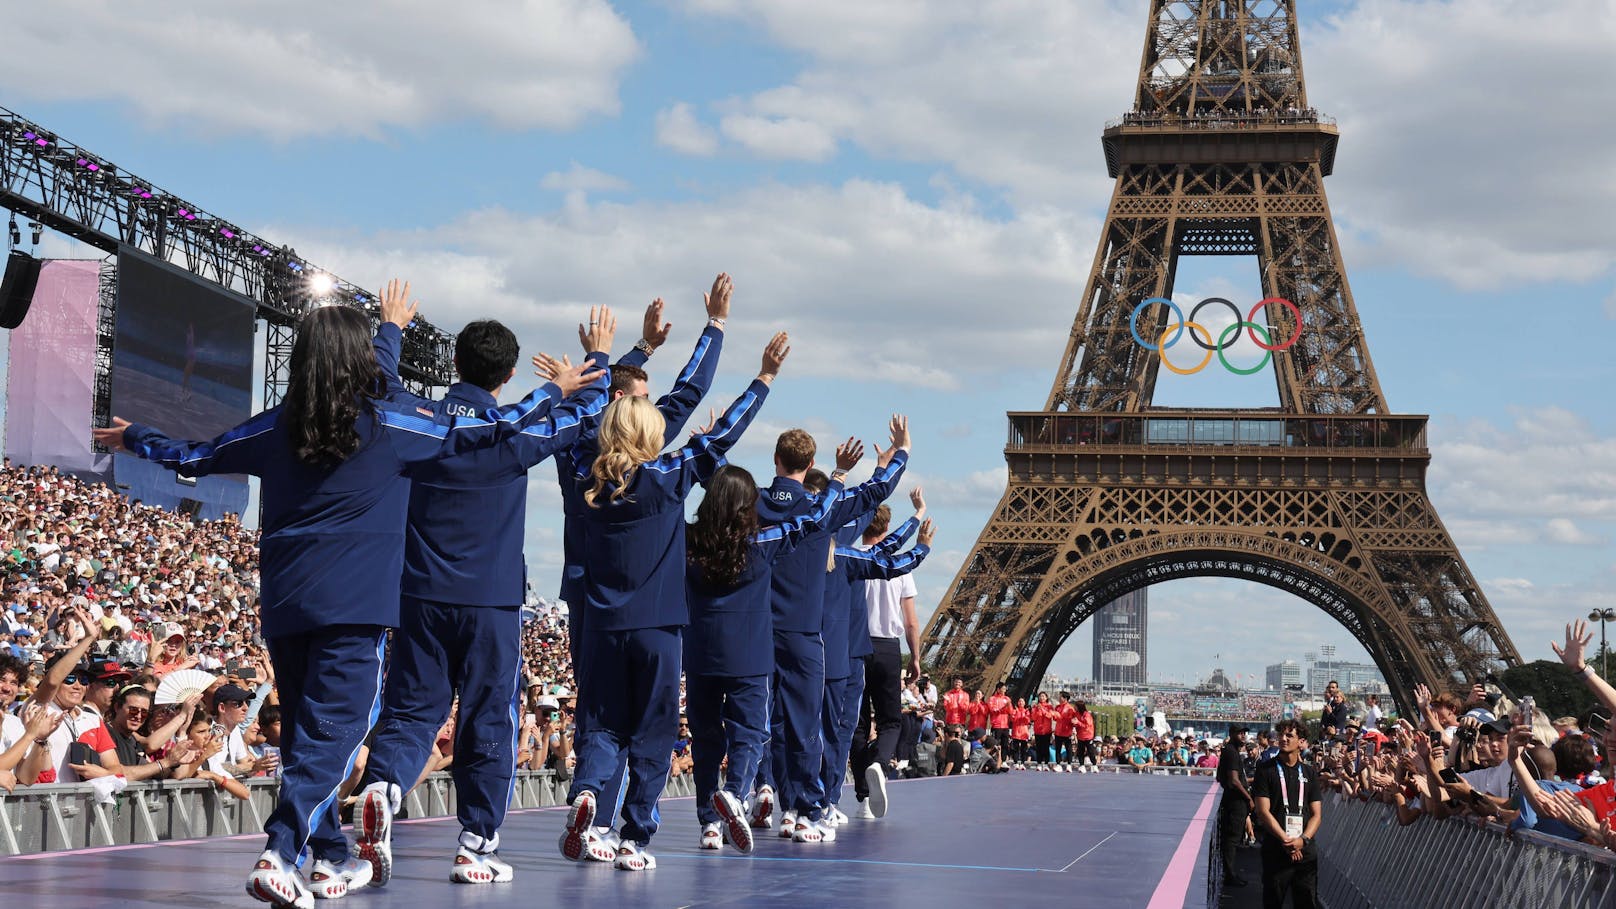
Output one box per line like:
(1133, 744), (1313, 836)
(307, 272), (335, 296)
(28, 221), (41, 246)
(6, 215), (17, 247)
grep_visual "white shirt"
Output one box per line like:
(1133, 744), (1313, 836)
(1364, 703), (1383, 728)
(865, 571), (917, 640)
(1, 712), (24, 754)
(1461, 761), (1514, 798)
(40, 702), (104, 783)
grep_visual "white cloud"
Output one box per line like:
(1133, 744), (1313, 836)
(719, 114), (838, 161)
(270, 178), (1091, 390)
(1429, 408), (1616, 523)
(540, 163), (630, 194)
(655, 103), (720, 156)
(1544, 518), (1604, 546)
(0, 2), (640, 138)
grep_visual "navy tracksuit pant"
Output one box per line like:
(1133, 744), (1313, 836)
(686, 673), (770, 826)
(365, 598), (523, 845)
(566, 599), (631, 829)
(820, 660), (864, 808)
(569, 626), (681, 846)
(265, 626), (388, 866)
(767, 630), (826, 820)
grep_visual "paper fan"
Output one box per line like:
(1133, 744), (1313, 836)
(156, 669), (217, 705)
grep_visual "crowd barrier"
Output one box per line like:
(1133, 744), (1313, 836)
(0, 770), (697, 857)
(1315, 793), (1616, 909)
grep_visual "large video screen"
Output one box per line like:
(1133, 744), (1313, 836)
(111, 247), (255, 520)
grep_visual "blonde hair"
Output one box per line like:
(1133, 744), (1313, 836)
(584, 396), (666, 508)
(825, 537), (837, 573)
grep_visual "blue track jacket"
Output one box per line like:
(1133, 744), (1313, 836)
(120, 382), (600, 638)
(572, 378), (769, 631)
(372, 323), (608, 606)
(685, 479), (845, 678)
(757, 451), (908, 634)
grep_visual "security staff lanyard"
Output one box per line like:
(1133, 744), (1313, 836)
(1277, 762), (1306, 839)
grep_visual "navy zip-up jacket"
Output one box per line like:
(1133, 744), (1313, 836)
(685, 479), (844, 678)
(824, 514), (916, 674)
(557, 326), (723, 607)
(373, 323), (608, 606)
(573, 378), (768, 631)
(119, 386), (591, 638)
(757, 451), (908, 634)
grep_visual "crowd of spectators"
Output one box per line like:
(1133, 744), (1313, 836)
(1149, 689), (1283, 723)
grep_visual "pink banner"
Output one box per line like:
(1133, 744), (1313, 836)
(4, 259), (110, 477)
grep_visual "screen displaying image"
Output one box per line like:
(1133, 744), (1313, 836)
(111, 247), (254, 519)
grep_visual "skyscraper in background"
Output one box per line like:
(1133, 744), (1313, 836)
(1093, 588), (1148, 693)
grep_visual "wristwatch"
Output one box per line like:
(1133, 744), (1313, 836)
(633, 339), (656, 357)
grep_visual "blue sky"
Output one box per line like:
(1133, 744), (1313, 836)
(2, 0), (1612, 691)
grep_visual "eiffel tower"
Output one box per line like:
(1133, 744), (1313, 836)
(918, 0), (1520, 710)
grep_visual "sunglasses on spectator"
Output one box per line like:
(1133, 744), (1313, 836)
(123, 706), (150, 719)
(61, 673), (90, 685)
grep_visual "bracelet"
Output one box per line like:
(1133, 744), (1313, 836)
(831, 468), (849, 479)
(1580, 664), (1596, 678)
(33, 738), (50, 747)
(707, 317), (726, 328)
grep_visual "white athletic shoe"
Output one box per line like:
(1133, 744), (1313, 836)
(791, 817), (823, 843)
(700, 822), (723, 850)
(821, 808), (839, 829)
(583, 828), (618, 863)
(856, 798), (875, 820)
(865, 764), (888, 819)
(354, 785), (394, 887)
(309, 855), (372, 900)
(829, 807), (849, 826)
(614, 842), (657, 871)
(779, 811), (797, 838)
(559, 791), (596, 862)
(450, 847), (513, 884)
(817, 819), (838, 843)
(749, 785), (775, 830)
(247, 850), (314, 909)
(713, 790), (755, 854)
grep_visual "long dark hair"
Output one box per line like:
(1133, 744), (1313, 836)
(687, 465), (759, 590)
(282, 306), (384, 468)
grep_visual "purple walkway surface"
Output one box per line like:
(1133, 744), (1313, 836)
(1, 772), (1218, 908)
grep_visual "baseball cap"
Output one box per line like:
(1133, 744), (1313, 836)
(213, 683), (253, 704)
(85, 658), (132, 682)
(164, 622), (186, 641)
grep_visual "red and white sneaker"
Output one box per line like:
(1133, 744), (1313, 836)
(583, 827), (619, 862)
(713, 790), (754, 854)
(748, 785), (775, 830)
(247, 850), (314, 909)
(614, 842), (657, 871)
(309, 855), (371, 900)
(559, 791), (597, 862)
(450, 846), (514, 884)
(354, 785), (394, 887)
(699, 822), (723, 850)
(791, 818), (823, 844)
(778, 811), (797, 838)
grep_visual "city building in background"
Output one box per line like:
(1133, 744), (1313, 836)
(1266, 660), (1303, 691)
(1093, 589), (1148, 696)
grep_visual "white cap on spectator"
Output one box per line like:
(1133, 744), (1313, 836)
(164, 622), (186, 641)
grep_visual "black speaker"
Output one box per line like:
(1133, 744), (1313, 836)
(0, 250), (42, 329)
(178, 497), (204, 518)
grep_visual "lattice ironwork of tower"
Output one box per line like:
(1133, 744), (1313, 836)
(919, 0), (1521, 712)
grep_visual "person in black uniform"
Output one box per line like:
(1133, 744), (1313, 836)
(1217, 725), (1254, 887)
(1250, 718), (1322, 909)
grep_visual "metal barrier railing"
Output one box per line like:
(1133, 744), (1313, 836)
(1316, 793), (1616, 909)
(0, 770), (697, 857)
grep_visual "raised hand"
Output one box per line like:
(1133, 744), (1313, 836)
(380, 278), (419, 329)
(759, 331), (789, 380)
(688, 407), (718, 440)
(531, 352), (569, 382)
(705, 273), (733, 322)
(641, 298), (672, 349)
(551, 359), (608, 399)
(834, 438), (864, 471)
(876, 415), (910, 468)
(578, 305), (618, 355)
(910, 485), (927, 519)
(92, 418), (132, 453)
(1414, 682), (1432, 711)
(1552, 620), (1594, 670)
(918, 518), (936, 547)
(23, 703), (64, 740)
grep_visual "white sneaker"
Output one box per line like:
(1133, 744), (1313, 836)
(791, 817), (823, 843)
(354, 785), (393, 887)
(749, 785), (775, 830)
(779, 811), (797, 838)
(614, 842), (657, 872)
(829, 807), (849, 825)
(559, 791), (596, 862)
(817, 819), (837, 843)
(821, 808), (839, 829)
(713, 790), (754, 854)
(309, 855), (371, 900)
(700, 822), (723, 850)
(584, 827), (618, 863)
(247, 850), (314, 909)
(865, 764), (888, 819)
(450, 847), (513, 884)
(856, 799), (875, 820)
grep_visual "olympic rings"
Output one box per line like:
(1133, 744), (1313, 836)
(1127, 296), (1301, 375)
